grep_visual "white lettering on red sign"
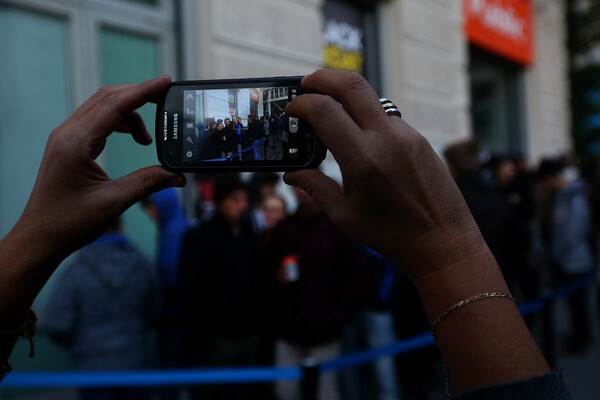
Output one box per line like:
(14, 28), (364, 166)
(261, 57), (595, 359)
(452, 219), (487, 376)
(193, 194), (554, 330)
(469, 0), (526, 40)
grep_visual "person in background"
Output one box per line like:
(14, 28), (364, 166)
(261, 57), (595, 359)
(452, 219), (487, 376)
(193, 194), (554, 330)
(248, 172), (281, 233)
(444, 140), (514, 286)
(179, 174), (266, 400)
(41, 218), (159, 400)
(267, 186), (368, 400)
(141, 188), (191, 400)
(248, 114), (263, 160)
(261, 193), (287, 230)
(340, 248), (401, 400)
(487, 155), (539, 313)
(535, 157), (596, 353)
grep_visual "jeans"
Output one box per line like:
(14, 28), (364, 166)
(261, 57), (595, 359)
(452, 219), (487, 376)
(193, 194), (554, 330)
(340, 311), (401, 400)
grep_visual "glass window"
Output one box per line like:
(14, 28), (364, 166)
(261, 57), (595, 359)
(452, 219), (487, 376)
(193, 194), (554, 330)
(100, 27), (160, 256)
(469, 47), (525, 154)
(0, 7), (71, 236)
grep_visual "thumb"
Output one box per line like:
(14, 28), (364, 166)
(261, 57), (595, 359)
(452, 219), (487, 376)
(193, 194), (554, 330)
(110, 165), (186, 211)
(284, 169), (346, 216)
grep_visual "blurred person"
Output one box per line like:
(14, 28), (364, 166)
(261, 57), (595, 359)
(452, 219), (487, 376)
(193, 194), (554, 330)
(248, 172), (281, 233)
(444, 140), (514, 283)
(267, 186), (368, 400)
(262, 193), (287, 230)
(535, 158), (596, 353)
(340, 248), (401, 400)
(41, 218), (159, 400)
(0, 72), (569, 399)
(179, 174), (266, 400)
(487, 155), (539, 311)
(141, 188), (191, 400)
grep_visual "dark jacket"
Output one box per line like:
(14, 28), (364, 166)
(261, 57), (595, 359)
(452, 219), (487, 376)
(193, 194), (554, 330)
(179, 214), (265, 338)
(267, 211), (368, 345)
(42, 234), (159, 370)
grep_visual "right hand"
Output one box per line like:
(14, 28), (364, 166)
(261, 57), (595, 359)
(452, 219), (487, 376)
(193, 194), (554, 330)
(284, 70), (487, 281)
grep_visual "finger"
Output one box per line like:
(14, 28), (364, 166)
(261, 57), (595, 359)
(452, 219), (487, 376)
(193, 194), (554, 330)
(285, 93), (363, 166)
(301, 69), (386, 130)
(115, 111), (152, 145)
(68, 84), (137, 124)
(283, 169), (346, 218)
(108, 166), (186, 212)
(82, 76), (171, 142)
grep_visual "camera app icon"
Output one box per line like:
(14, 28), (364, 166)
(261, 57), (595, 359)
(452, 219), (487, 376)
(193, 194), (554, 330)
(289, 117), (299, 134)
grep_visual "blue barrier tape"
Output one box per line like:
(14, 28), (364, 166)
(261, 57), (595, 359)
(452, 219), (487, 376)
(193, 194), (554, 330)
(203, 140), (264, 162)
(2, 271), (597, 388)
(320, 333), (434, 373)
(2, 367), (301, 388)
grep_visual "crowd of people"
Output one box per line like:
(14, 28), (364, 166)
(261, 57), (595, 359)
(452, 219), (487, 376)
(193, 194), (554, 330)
(195, 114), (300, 161)
(39, 137), (599, 400)
(444, 139), (599, 354)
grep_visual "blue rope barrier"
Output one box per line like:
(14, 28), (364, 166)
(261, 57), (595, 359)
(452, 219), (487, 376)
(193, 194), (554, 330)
(2, 367), (301, 388)
(2, 271), (597, 388)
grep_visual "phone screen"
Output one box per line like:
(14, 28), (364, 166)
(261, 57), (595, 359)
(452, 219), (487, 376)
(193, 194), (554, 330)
(156, 78), (325, 172)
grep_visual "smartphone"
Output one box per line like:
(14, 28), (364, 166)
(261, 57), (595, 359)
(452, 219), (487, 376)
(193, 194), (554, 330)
(155, 77), (326, 172)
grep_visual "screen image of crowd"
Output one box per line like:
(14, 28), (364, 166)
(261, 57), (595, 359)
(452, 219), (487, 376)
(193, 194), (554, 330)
(183, 87), (305, 163)
(38, 141), (600, 400)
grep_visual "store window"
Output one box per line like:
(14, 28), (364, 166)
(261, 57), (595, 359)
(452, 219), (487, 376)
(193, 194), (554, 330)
(0, 7), (71, 235)
(0, 0), (176, 255)
(0, 0), (178, 383)
(469, 47), (526, 154)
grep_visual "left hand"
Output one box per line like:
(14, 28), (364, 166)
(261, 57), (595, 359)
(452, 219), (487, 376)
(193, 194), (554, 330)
(14, 75), (185, 259)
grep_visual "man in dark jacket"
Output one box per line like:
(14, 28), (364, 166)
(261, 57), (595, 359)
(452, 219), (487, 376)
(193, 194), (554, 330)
(179, 174), (265, 400)
(267, 187), (368, 400)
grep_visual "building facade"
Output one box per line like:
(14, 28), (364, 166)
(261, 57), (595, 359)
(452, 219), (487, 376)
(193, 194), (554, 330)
(0, 0), (570, 382)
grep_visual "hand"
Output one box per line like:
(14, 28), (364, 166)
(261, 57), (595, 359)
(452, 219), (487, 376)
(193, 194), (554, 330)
(14, 76), (185, 260)
(284, 70), (486, 280)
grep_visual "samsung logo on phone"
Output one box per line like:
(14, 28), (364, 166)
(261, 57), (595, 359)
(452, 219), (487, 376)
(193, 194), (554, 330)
(173, 113), (178, 140)
(163, 112), (168, 141)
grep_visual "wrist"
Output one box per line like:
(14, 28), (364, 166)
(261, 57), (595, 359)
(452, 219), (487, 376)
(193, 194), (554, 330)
(408, 235), (510, 326)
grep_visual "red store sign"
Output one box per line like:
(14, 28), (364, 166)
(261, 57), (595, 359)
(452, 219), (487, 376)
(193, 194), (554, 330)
(464, 0), (535, 66)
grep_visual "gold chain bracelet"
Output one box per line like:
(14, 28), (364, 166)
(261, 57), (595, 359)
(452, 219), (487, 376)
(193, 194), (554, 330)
(432, 293), (516, 399)
(432, 292), (516, 335)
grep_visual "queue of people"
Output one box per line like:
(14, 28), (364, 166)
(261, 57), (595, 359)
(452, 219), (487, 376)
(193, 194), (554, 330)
(195, 113), (302, 162)
(38, 141), (598, 400)
(444, 139), (598, 354)
(0, 71), (576, 400)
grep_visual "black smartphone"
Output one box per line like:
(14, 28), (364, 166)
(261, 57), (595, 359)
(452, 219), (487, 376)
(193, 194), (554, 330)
(155, 77), (326, 172)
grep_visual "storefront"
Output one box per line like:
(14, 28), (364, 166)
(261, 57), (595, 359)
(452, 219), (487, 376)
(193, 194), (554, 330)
(322, 0), (382, 90)
(465, 0), (535, 155)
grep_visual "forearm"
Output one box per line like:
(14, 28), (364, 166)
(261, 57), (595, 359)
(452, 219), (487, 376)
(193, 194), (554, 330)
(0, 225), (56, 375)
(407, 238), (550, 393)
(0, 222), (64, 322)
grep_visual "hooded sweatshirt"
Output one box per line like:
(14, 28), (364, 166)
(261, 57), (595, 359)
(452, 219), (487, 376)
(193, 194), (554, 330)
(42, 234), (160, 370)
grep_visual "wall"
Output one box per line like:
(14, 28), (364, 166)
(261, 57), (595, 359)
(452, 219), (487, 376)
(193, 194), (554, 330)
(194, 0), (324, 78)
(526, 0), (571, 161)
(380, 0), (471, 154)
